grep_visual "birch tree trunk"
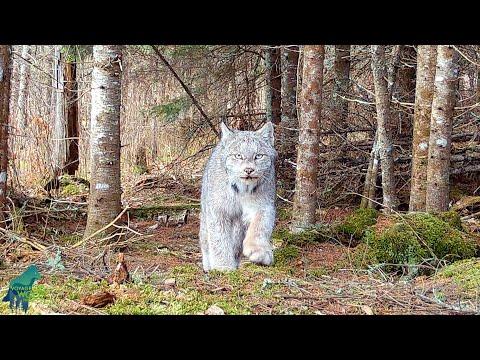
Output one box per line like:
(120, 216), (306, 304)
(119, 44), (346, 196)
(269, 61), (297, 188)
(17, 45), (30, 128)
(278, 45), (299, 195)
(84, 45), (123, 239)
(409, 46), (437, 211)
(52, 45), (66, 173)
(291, 45), (324, 232)
(64, 58), (79, 175)
(425, 45), (459, 212)
(264, 46), (281, 125)
(0, 46), (12, 221)
(370, 45), (398, 211)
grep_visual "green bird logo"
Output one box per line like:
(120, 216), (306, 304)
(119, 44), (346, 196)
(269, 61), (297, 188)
(2, 265), (42, 313)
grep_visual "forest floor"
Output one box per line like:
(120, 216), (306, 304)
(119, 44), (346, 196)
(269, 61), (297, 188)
(1, 174), (479, 315)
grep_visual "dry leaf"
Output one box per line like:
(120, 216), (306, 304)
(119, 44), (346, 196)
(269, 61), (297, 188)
(108, 253), (130, 285)
(81, 291), (116, 308)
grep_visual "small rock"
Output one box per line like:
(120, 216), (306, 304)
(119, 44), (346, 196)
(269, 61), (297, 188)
(148, 223), (159, 230)
(361, 305), (374, 315)
(205, 304), (225, 315)
(164, 278), (176, 286)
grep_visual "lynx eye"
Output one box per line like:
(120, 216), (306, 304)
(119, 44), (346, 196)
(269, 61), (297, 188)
(233, 154), (244, 160)
(254, 154), (264, 160)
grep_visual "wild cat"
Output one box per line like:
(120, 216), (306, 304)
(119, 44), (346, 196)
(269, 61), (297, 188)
(199, 122), (277, 271)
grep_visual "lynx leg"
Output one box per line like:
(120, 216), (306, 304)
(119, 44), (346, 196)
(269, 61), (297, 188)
(242, 210), (274, 266)
(199, 217), (211, 271)
(206, 217), (244, 271)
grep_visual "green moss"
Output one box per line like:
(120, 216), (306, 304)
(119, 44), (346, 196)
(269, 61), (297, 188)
(132, 164), (149, 175)
(277, 207), (292, 221)
(57, 175), (89, 196)
(348, 243), (378, 269)
(274, 245), (300, 267)
(306, 266), (331, 279)
(436, 258), (480, 295)
(336, 208), (378, 239)
(61, 184), (81, 196)
(272, 225), (332, 246)
(364, 224), (427, 269)
(436, 210), (462, 230)
(405, 213), (476, 261)
(352, 212), (478, 273)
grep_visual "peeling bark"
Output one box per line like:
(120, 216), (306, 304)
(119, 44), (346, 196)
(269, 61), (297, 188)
(17, 45), (31, 128)
(291, 45), (324, 231)
(409, 46), (437, 211)
(425, 45), (459, 212)
(52, 45), (66, 173)
(361, 46), (403, 209)
(370, 45), (399, 211)
(84, 45), (123, 239)
(0, 46), (12, 221)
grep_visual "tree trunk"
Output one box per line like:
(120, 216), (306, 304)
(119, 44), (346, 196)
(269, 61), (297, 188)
(0, 46), (12, 222)
(409, 46), (437, 211)
(370, 45), (399, 211)
(278, 45), (299, 195)
(291, 45), (324, 232)
(64, 59), (79, 176)
(396, 45), (417, 136)
(84, 45), (123, 239)
(425, 45), (459, 212)
(362, 46), (402, 209)
(17, 45), (30, 128)
(264, 46), (281, 125)
(332, 45), (351, 138)
(52, 45), (66, 173)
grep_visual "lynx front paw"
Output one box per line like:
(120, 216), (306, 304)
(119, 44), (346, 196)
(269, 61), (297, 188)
(243, 244), (273, 266)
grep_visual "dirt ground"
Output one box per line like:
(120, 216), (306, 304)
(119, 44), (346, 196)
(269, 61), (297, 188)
(0, 176), (478, 315)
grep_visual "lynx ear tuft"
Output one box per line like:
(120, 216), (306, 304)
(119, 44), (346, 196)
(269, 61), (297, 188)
(256, 122), (274, 146)
(220, 122), (233, 139)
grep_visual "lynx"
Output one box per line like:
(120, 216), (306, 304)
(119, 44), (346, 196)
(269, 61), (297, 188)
(199, 122), (277, 271)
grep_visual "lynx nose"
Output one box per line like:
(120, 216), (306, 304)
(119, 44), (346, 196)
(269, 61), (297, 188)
(244, 168), (254, 175)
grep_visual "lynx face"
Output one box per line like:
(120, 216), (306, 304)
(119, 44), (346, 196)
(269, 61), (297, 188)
(221, 122), (276, 192)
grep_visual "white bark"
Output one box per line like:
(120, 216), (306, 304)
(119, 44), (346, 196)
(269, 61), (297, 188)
(52, 45), (66, 172)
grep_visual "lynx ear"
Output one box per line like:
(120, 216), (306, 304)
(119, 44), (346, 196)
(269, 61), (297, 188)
(220, 122), (233, 139)
(256, 122), (274, 146)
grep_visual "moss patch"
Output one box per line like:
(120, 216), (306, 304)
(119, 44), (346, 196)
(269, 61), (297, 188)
(132, 164), (149, 175)
(352, 212), (478, 274)
(436, 211), (463, 231)
(272, 225), (332, 247)
(274, 245), (300, 267)
(277, 207), (292, 221)
(336, 208), (378, 239)
(436, 258), (480, 296)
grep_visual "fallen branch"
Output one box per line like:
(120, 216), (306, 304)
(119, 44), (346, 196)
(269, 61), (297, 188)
(0, 227), (47, 251)
(71, 207), (130, 249)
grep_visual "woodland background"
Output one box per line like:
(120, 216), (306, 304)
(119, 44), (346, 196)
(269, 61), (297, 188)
(0, 45), (479, 315)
